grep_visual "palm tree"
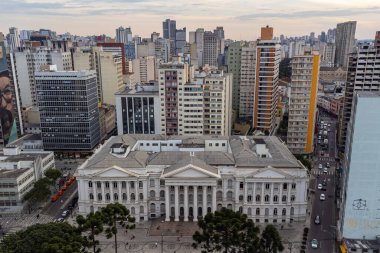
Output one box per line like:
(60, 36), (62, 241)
(101, 203), (135, 253)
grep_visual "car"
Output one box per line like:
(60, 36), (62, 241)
(318, 164), (323, 169)
(323, 167), (328, 173)
(320, 194), (326, 200)
(328, 124), (331, 127)
(57, 217), (65, 222)
(317, 139), (321, 144)
(321, 151), (324, 156)
(311, 239), (318, 248)
(326, 162), (330, 168)
(319, 130), (322, 135)
(61, 210), (70, 217)
(317, 183), (323, 190)
(314, 215), (320, 225)
(318, 135), (321, 140)
(322, 180), (327, 186)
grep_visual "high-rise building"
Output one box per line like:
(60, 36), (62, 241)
(253, 26), (281, 134)
(287, 51), (320, 154)
(339, 91), (380, 240)
(115, 82), (161, 135)
(35, 69), (100, 151)
(195, 28), (204, 67)
(154, 38), (171, 63)
(97, 42), (127, 74)
(338, 43), (380, 150)
(226, 41), (243, 113)
(321, 42), (336, 67)
(203, 31), (220, 67)
(335, 21), (356, 68)
(162, 19), (176, 40)
(239, 42), (256, 120)
(376, 31), (380, 54)
(175, 28), (186, 54)
(131, 56), (156, 83)
(320, 31), (326, 43)
(7, 27), (20, 52)
(214, 26), (225, 40)
(115, 26), (132, 44)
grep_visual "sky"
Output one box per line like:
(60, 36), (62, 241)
(1, 0), (379, 40)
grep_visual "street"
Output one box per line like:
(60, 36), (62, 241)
(307, 108), (338, 252)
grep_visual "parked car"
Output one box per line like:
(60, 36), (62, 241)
(311, 239), (318, 249)
(317, 184), (323, 190)
(314, 215), (320, 225)
(320, 194), (326, 201)
(326, 162), (330, 168)
(318, 164), (323, 169)
(56, 217), (65, 222)
(323, 167), (328, 174)
(61, 210), (70, 217)
(322, 180), (327, 186)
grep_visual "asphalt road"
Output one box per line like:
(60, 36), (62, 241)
(307, 109), (338, 252)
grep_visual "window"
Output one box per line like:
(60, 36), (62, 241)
(122, 193), (127, 200)
(282, 208), (286, 216)
(264, 195), (269, 202)
(122, 182), (126, 188)
(160, 190), (165, 199)
(89, 193), (93, 200)
(256, 195), (261, 202)
(217, 180), (222, 186)
(97, 182), (101, 188)
(283, 183), (288, 190)
(256, 208), (260, 215)
(131, 193), (136, 201)
(274, 208), (278, 216)
(150, 179), (155, 187)
(247, 195), (252, 202)
(88, 181), (93, 188)
(113, 182), (118, 188)
(239, 195), (243, 201)
(105, 182), (109, 188)
(160, 180), (165, 186)
(139, 181), (143, 189)
(273, 195), (278, 202)
(282, 195), (287, 202)
(291, 195), (296, 202)
(291, 183), (296, 189)
(227, 179), (233, 188)
(265, 183), (270, 190)
(150, 190), (155, 198)
(106, 193), (110, 200)
(240, 182), (244, 189)
(130, 182), (135, 188)
(97, 193), (102, 201)
(114, 193), (118, 200)
(139, 193), (144, 200)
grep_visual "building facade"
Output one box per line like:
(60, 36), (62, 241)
(77, 135), (309, 223)
(287, 51), (320, 154)
(335, 21), (356, 68)
(203, 31), (220, 67)
(239, 42), (256, 120)
(226, 41), (243, 113)
(35, 70), (100, 151)
(162, 19), (176, 41)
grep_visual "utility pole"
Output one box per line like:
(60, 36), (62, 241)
(161, 233), (164, 253)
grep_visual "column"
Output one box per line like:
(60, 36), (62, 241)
(261, 183), (264, 204)
(165, 186), (170, 221)
(244, 182), (248, 204)
(101, 181), (105, 203)
(174, 186), (179, 221)
(212, 186), (217, 212)
(126, 181), (130, 204)
(287, 183), (291, 204)
(223, 180), (227, 201)
(143, 180), (147, 202)
(279, 184), (283, 204)
(118, 182), (122, 203)
(184, 186), (189, 222)
(252, 182), (256, 203)
(202, 186), (207, 217)
(110, 182), (114, 202)
(270, 183), (274, 204)
(155, 179), (160, 201)
(235, 181), (239, 204)
(194, 186), (198, 221)
(92, 182), (96, 202)
(135, 181), (138, 204)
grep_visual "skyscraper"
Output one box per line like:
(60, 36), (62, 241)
(162, 19), (176, 40)
(287, 50), (320, 154)
(338, 42), (380, 150)
(335, 21), (356, 68)
(253, 26), (281, 134)
(226, 41), (244, 113)
(203, 31), (220, 67)
(239, 42), (256, 120)
(175, 28), (186, 54)
(35, 69), (100, 151)
(115, 26), (132, 44)
(7, 27), (20, 52)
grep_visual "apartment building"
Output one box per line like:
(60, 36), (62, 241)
(239, 42), (256, 120)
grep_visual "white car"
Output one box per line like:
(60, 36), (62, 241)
(326, 162), (330, 168)
(317, 184), (323, 190)
(320, 194), (326, 201)
(61, 210), (69, 217)
(311, 239), (318, 249)
(318, 164), (323, 169)
(323, 167), (328, 174)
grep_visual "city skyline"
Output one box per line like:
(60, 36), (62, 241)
(1, 0), (379, 40)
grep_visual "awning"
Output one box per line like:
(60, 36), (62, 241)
(340, 244), (347, 253)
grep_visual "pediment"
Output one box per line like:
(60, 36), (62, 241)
(93, 166), (139, 178)
(163, 164), (220, 178)
(250, 168), (289, 179)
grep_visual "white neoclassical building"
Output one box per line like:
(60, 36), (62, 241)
(77, 135), (309, 223)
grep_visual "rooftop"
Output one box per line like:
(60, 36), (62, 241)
(344, 238), (380, 250)
(0, 168), (29, 179)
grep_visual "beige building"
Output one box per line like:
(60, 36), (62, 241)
(131, 56), (156, 83)
(239, 42), (256, 120)
(287, 51), (320, 154)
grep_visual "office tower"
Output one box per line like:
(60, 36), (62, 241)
(214, 26), (225, 40)
(339, 91), (380, 240)
(335, 21), (356, 68)
(13, 49), (72, 107)
(131, 56), (156, 83)
(287, 51), (320, 154)
(321, 42), (336, 67)
(96, 42), (126, 74)
(77, 134), (308, 223)
(158, 61), (190, 135)
(195, 28), (205, 67)
(203, 31), (220, 67)
(19, 30), (32, 41)
(253, 26), (281, 135)
(162, 19), (176, 40)
(136, 41), (155, 57)
(226, 41), (243, 113)
(154, 38), (171, 63)
(239, 42), (256, 120)
(189, 32), (196, 44)
(115, 82), (161, 135)
(175, 28), (186, 54)
(0, 33), (7, 71)
(73, 47), (123, 106)
(115, 26), (132, 44)
(7, 27), (20, 52)
(338, 43), (380, 150)
(35, 69), (100, 151)
(151, 32), (160, 42)
(320, 31), (326, 43)
(376, 31), (380, 54)
(327, 28), (336, 42)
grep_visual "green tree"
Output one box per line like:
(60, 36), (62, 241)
(0, 222), (86, 253)
(44, 168), (62, 190)
(101, 203), (135, 253)
(23, 178), (51, 213)
(259, 224), (285, 253)
(192, 207), (260, 253)
(77, 212), (105, 253)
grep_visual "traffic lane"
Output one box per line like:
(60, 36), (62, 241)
(42, 181), (77, 217)
(308, 175), (335, 252)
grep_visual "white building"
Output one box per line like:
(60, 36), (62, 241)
(8, 27), (20, 52)
(77, 134), (309, 223)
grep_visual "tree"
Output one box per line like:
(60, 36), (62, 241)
(192, 207), (260, 253)
(77, 212), (105, 253)
(44, 168), (62, 189)
(259, 224), (284, 253)
(101, 203), (135, 253)
(0, 222), (86, 253)
(23, 178), (51, 213)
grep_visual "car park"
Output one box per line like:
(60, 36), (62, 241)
(311, 239), (318, 249)
(320, 194), (326, 200)
(314, 215), (320, 225)
(317, 184), (323, 190)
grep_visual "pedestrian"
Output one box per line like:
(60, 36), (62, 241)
(155, 242), (158, 248)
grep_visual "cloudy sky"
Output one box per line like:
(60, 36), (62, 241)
(1, 0), (379, 40)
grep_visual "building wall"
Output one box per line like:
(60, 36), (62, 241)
(99, 53), (123, 105)
(239, 44), (256, 120)
(226, 41), (243, 112)
(335, 21), (356, 68)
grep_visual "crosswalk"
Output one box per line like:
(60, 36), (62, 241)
(318, 157), (335, 162)
(310, 169), (335, 176)
(0, 213), (54, 233)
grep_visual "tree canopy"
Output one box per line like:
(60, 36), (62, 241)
(23, 177), (51, 211)
(77, 212), (104, 253)
(193, 208), (284, 253)
(0, 222), (86, 253)
(44, 168), (62, 183)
